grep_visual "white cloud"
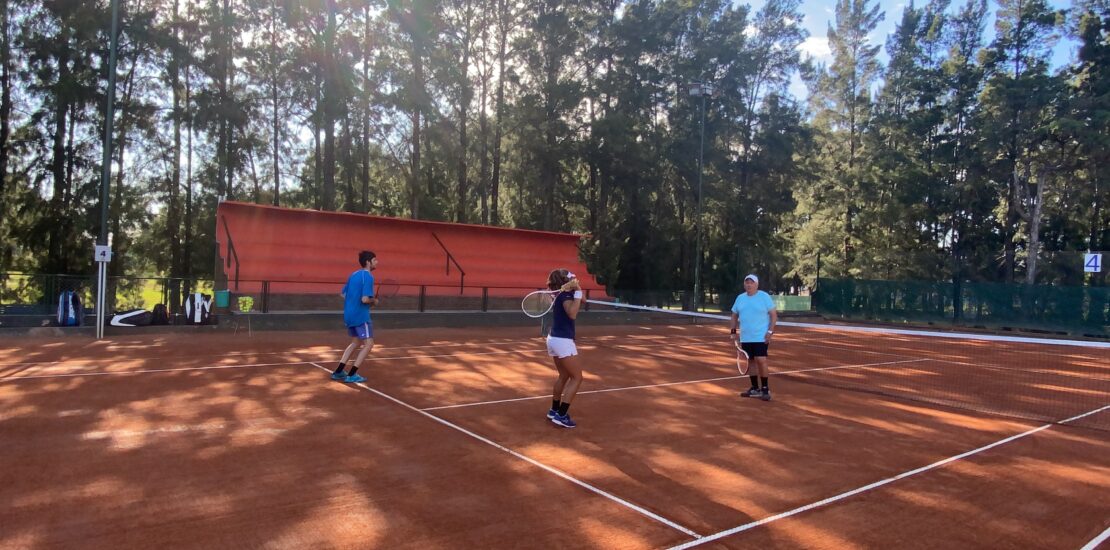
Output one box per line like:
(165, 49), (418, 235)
(797, 36), (832, 59)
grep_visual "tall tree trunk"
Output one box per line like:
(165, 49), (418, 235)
(360, 1), (371, 212)
(322, 0), (337, 210)
(409, 51), (423, 218)
(478, 69), (489, 224)
(490, 0), (509, 225)
(168, 0), (183, 311)
(270, 0), (281, 206)
(182, 38), (194, 310)
(540, 20), (558, 232)
(111, 62), (138, 278)
(343, 114), (355, 211)
(48, 45), (70, 272)
(455, 3), (472, 223)
(0, 0), (10, 217)
(1024, 169), (1046, 285)
(248, 148), (260, 202)
(223, 0), (234, 200)
(1003, 163), (1019, 280)
(213, 0), (226, 198)
(64, 103), (75, 206)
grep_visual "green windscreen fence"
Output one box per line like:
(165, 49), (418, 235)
(815, 278), (1109, 337)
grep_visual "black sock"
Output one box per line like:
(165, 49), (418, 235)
(557, 402), (571, 416)
(749, 375), (759, 389)
(347, 366), (359, 376)
(334, 363), (346, 374)
(761, 377), (769, 390)
(551, 399), (561, 411)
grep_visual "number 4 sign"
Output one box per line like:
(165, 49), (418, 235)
(94, 245), (112, 263)
(1084, 253), (1103, 273)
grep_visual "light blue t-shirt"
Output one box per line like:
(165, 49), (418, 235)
(342, 269), (375, 327)
(731, 290), (775, 343)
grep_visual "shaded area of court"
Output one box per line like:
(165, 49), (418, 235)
(0, 361), (680, 548)
(0, 324), (1107, 549)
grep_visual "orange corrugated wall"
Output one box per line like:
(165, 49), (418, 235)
(215, 201), (605, 296)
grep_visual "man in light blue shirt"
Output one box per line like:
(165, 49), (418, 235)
(730, 274), (778, 401)
(331, 250), (379, 383)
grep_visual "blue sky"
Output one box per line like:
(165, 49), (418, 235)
(743, 0), (1081, 99)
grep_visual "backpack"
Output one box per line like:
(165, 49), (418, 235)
(151, 303), (169, 325)
(56, 290), (83, 327)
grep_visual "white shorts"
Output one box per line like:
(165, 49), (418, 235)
(546, 336), (578, 359)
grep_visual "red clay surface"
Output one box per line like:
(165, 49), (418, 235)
(1, 324), (1107, 549)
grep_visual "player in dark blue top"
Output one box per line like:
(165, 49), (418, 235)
(331, 250), (378, 383)
(545, 268), (585, 428)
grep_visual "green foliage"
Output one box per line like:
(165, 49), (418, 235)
(0, 0), (1104, 300)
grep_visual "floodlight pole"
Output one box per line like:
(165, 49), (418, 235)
(96, 0), (121, 339)
(689, 82), (711, 312)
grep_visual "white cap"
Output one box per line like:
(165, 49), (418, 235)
(744, 274), (759, 283)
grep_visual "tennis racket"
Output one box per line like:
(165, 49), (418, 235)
(521, 290), (560, 318)
(521, 279), (581, 318)
(734, 340), (750, 375)
(374, 279), (401, 305)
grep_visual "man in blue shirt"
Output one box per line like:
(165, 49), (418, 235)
(730, 274), (778, 401)
(331, 250), (378, 383)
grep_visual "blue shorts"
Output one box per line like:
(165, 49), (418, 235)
(347, 322), (373, 340)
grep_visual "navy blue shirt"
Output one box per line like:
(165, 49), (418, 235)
(549, 291), (576, 340)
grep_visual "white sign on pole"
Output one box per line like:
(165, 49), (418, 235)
(1084, 253), (1103, 273)
(94, 245), (112, 263)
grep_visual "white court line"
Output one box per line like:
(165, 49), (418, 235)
(778, 321), (1110, 349)
(668, 404), (1110, 549)
(308, 362), (700, 539)
(794, 340), (1110, 382)
(422, 358), (930, 411)
(1081, 525), (1110, 550)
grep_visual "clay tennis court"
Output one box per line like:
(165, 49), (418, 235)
(2, 323), (1108, 549)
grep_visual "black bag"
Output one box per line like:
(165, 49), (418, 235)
(183, 293), (213, 325)
(151, 303), (169, 325)
(110, 309), (153, 327)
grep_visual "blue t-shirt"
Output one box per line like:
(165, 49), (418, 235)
(342, 269), (375, 327)
(549, 291), (576, 340)
(731, 290), (775, 343)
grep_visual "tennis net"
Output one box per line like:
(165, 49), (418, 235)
(583, 297), (1110, 432)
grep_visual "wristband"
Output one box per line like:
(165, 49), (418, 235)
(573, 290), (583, 300)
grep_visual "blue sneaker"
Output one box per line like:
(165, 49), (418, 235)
(330, 371), (347, 381)
(551, 413), (576, 428)
(344, 373), (366, 384)
(546, 408), (558, 419)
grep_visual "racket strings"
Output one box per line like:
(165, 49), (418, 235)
(522, 292), (555, 317)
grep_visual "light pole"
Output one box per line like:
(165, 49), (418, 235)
(688, 81), (712, 312)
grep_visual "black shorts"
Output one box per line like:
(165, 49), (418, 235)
(740, 342), (769, 357)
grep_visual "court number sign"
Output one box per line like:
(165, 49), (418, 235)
(1085, 253), (1103, 273)
(94, 245), (112, 263)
